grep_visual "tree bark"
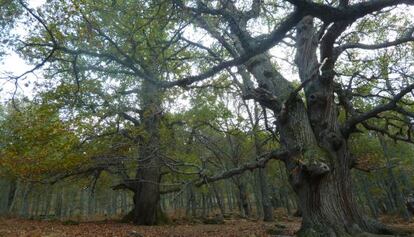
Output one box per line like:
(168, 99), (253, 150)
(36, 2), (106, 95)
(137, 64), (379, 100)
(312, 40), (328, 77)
(123, 79), (167, 225)
(234, 178), (250, 217)
(20, 183), (32, 218)
(230, 15), (394, 235)
(290, 16), (392, 236)
(87, 187), (95, 217)
(7, 179), (17, 214)
(211, 183), (225, 218)
(129, 157), (163, 225)
(258, 167), (273, 221)
(186, 185), (197, 217)
(0, 179), (9, 215)
(378, 134), (411, 220)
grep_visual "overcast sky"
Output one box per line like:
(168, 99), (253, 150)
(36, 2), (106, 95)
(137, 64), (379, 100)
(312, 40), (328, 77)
(0, 0), (300, 104)
(0, 0), (46, 103)
(1, 1), (412, 104)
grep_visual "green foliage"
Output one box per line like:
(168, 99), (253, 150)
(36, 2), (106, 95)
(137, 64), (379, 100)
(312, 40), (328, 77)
(0, 101), (86, 181)
(0, 0), (22, 57)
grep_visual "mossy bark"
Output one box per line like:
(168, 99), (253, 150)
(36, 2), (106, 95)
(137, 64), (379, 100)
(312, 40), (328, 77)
(231, 15), (398, 236)
(123, 78), (166, 225)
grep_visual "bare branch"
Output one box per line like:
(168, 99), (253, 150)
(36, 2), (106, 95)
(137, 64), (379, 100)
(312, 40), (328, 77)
(162, 11), (303, 88)
(286, 0), (413, 23)
(344, 82), (414, 133)
(160, 148), (295, 194)
(335, 27), (414, 55)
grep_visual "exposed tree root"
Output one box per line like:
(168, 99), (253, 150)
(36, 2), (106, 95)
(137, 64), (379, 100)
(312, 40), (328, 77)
(296, 221), (414, 237)
(120, 207), (169, 225)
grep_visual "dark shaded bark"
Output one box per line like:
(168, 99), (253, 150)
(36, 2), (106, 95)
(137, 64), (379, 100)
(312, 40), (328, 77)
(129, 156), (164, 225)
(211, 183), (225, 217)
(171, 1), (413, 235)
(290, 16), (393, 236)
(87, 187), (95, 216)
(201, 193), (208, 218)
(236, 181), (250, 217)
(236, 14), (394, 236)
(258, 168), (273, 221)
(123, 79), (167, 225)
(186, 185), (197, 217)
(378, 134), (411, 220)
(358, 175), (379, 219)
(7, 179), (17, 213)
(20, 183), (32, 218)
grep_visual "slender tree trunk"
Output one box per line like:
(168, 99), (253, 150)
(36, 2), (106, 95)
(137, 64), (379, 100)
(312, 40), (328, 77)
(238, 183), (251, 217)
(55, 187), (64, 219)
(32, 191), (41, 218)
(253, 171), (263, 218)
(211, 183), (225, 217)
(235, 179), (250, 217)
(79, 188), (86, 219)
(226, 181), (234, 212)
(201, 193), (207, 218)
(87, 188), (95, 217)
(20, 183), (32, 218)
(0, 180), (9, 215)
(258, 168), (273, 221)
(7, 179), (17, 214)
(186, 185), (196, 217)
(358, 175), (379, 219)
(378, 134), (411, 220)
(42, 186), (52, 218)
(120, 191), (127, 215)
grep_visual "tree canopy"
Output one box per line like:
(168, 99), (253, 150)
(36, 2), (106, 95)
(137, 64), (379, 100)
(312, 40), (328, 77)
(0, 0), (414, 236)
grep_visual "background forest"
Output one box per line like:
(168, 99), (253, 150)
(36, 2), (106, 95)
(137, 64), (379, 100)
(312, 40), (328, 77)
(0, 0), (414, 236)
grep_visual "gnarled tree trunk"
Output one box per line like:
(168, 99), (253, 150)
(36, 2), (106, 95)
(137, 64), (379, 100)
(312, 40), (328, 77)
(131, 155), (163, 225)
(123, 79), (167, 225)
(232, 16), (393, 235)
(292, 150), (387, 236)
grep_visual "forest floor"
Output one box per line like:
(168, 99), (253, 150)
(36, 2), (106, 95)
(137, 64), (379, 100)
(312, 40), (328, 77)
(0, 210), (413, 237)
(0, 217), (298, 237)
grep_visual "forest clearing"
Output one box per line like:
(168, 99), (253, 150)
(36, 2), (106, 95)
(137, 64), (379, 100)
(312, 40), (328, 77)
(1, 0), (414, 236)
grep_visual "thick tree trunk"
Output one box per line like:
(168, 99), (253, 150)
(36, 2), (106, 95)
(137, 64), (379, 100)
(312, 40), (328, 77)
(129, 157), (163, 225)
(291, 17), (394, 236)
(123, 79), (167, 225)
(293, 151), (388, 236)
(229, 14), (395, 235)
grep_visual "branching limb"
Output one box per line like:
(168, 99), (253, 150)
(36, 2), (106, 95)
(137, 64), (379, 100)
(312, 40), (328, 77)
(286, 0), (413, 23)
(343, 83), (414, 134)
(335, 27), (414, 55)
(160, 148), (296, 194)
